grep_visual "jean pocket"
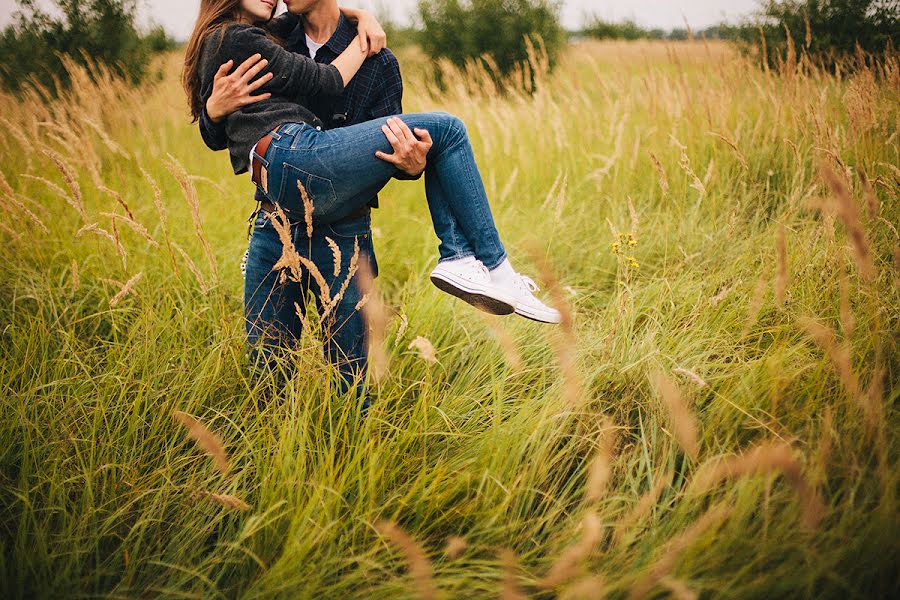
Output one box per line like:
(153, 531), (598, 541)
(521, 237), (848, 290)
(276, 163), (337, 217)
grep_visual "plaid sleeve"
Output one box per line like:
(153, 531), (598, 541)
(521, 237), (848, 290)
(366, 49), (403, 120)
(369, 50), (423, 181)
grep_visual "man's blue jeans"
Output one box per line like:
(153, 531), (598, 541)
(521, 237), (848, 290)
(243, 205), (376, 407)
(255, 112), (508, 269)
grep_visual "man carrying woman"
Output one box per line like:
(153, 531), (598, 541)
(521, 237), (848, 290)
(182, 0), (560, 407)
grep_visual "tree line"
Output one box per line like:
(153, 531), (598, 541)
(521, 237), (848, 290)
(1, 0), (896, 94)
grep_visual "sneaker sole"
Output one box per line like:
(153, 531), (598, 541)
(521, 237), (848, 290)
(430, 274), (515, 315)
(514, 305), (562, 324)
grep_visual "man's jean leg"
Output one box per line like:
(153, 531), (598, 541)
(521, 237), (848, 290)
(243, 208), (374, 407)
(260, 113), (506, 269)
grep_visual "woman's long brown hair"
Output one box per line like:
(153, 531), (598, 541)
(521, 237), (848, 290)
(182, 0), (277, 121)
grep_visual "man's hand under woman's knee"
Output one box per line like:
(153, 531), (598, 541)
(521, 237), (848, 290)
(206, 54), (273, 123)
(375, 117), (432, 177)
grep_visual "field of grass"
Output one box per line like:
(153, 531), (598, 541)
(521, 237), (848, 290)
(0, 40), (897, 598)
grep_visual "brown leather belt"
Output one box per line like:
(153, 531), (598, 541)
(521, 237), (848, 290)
(250, 131), (276, 189)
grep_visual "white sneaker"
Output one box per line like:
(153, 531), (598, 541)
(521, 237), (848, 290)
(492, 271), (562, 324)
(430, 257), (516, 315)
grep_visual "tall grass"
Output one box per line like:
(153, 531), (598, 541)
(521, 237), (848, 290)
(0, 40), (897, 598)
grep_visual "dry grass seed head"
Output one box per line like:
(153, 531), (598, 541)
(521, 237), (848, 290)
(97, 184), (134, 220)
(653, 373), (700, 461)
(743, 273), (768, 335)
(856, 167), (879, 218)
(538, 512), (602, 589)
(408, 336), (438, 364)
(648, 151), (669, 196)
(42, 148), (86, 220)
(196, 491), (250, 511)
(479, 313), (523, 371)
(672, 368), (707, 388)
(613, 471), (672, 544)
(298, 180), (314, 237)
(499, 549), (527, 600)
(19, 174), (69, 200)
(357, 259), (389, 382)
(585, 420), (617, 503)
(109, 271), (142, 307)
(375, 520), (435, 600)
(691, 441), (824, 529)
(0, 169), (15, 198)
(799, 316), (861, 408)
(165, 154), (217, 276)
(5, 194), (49, 233)
(322, 237), (360, 317)
(627, 503), (731, 600)
(659, 576), (698, 600)
(172, 242), (209, 293)
(775, 221), (788, 306)
(269, 206), (302, 279)
(559, 576), (606, 600)
(173, 410), (229, 474)
(70, 258), (79, 293)
(443, 536), (467, 559)
(819, 164), (874, 281)
(325, 236), (341, 277)
(100, 212), (158, 247)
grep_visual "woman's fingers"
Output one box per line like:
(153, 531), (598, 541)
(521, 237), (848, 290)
(243, 92), (271, 106)
(234, 53), (263, 77)
(213, 60), (233, 82)
(246, 71), (274, 92)
(240, 58), (269, 84)
(357, 31), (369, 53)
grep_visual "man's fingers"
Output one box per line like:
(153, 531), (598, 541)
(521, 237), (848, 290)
(375, 150), (399, 165)
(415, 127), (434, 148)
(386, 119), (409, 145)
(246, 71), (274, 92)
(214, 60), (234, 81)
(240, 58), (269, 84)
(392, 118), (417, 145)
(234, 53), (263, 77)
(381, 124), (402, 149)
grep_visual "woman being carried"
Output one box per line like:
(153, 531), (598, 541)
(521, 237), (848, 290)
(183, 0), (560, 324)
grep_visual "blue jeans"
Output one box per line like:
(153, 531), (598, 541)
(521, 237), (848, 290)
(243, 206), (376, 408)
(254, 112), (507, 269)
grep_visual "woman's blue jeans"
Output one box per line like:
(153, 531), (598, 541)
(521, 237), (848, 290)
(255, 112), (508, 269)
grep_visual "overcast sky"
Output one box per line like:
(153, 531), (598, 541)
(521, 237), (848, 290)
(0, 1), (761, 41)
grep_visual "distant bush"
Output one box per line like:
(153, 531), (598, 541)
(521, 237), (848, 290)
(581, 16), (741, 42)
(734, 0), (899, 70)
(418, 0), (565, 80)
(0, 0), (176, 94)
(583, 18), (666, 41)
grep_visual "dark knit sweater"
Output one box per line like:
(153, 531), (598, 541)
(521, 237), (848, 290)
(198, 23), (345, 174)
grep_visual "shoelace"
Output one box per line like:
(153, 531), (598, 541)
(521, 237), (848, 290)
(515, 274), (539, 293)
(468, 260), (490, 279)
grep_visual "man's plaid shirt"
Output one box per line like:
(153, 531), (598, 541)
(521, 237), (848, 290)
(199, 13), (415, 209)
